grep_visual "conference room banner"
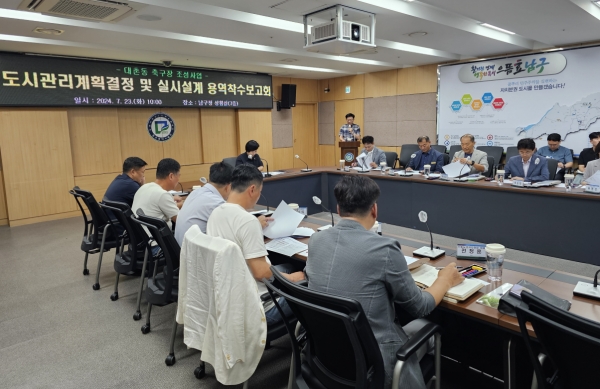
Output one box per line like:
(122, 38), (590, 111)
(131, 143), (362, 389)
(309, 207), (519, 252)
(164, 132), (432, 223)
(0, 52), (272, 109)
(438, 46), (600, 155)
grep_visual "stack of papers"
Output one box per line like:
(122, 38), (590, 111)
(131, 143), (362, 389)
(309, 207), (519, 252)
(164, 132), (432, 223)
(404, 255), (429, 270)
(262, 200), (305, 239)
(441, 161), (469, 178)
(291, 227), (315, 238)
(263, 171), (285, 177)
(410, 264), (484, 301)
(265, 237), (308, 257)
(395, 170), (420, 176)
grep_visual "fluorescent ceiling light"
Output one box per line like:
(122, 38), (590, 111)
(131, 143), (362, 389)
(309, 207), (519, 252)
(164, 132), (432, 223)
(479, 23), (515, 35)
(593, 0), (600, 8)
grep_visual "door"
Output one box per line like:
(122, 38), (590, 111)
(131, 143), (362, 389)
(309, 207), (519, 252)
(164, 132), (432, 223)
(292, 104), (318, 169)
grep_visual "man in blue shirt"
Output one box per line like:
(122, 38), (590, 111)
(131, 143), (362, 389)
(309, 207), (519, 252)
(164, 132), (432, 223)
(175, 162), (233, 244)
(338, 113), (361, 142)
(406, 135), (445, 173)
(536, 133), (573, 181)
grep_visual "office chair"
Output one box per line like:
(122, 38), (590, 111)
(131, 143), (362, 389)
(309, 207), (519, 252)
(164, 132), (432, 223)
(267, 266), (441, 389)
(69, 186), (121, 290)
(477, 146), (504, 172)
(486, 156), (495, 178)
(547, 159), (559, 180)
(442, 153), (450, 166)
(222, 157), (237, 168)
(398, 144), (420, 169)
(384, 151), (398, 169)
(448, 145), (462, 160)
(515, 291), (600, 389)
(430, 145), (446, 154)
(131, 209), (179, 335)
(505, 147), (519, 166)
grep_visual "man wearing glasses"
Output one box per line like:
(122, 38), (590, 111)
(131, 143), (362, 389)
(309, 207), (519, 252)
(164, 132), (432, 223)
(504, 138), (549, 182)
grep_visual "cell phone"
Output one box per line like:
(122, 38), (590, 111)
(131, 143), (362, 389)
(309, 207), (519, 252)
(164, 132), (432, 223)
(509, 284), (532, 299)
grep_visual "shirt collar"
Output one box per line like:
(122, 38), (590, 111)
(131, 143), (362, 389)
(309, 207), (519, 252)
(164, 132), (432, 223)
(522, 158), (531, 164)
(335, 218), (367, 231)
(203, 183), (220, 196)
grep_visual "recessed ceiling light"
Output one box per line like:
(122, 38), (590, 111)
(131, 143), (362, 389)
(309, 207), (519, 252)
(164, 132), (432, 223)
(280, 58), (298, 62)
(407, 31), (427, 37)
(33, 27), (64, 35)
(137, 15), (162, 22)
(480, 23), (515, 35)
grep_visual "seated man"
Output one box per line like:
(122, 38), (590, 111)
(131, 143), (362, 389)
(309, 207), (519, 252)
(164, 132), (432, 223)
(175, 162), (233, 244)
(306, 175), (462, 389)
(504, 138), (549, 182)
(132, 158), (183, 254)
(537, 133), (573, 181)
(577, 132), (600, 173)
(406, 135), (445, 173)
(236, 140), (264, 171)
(451, 134), (488, 175)
(582, 144), (600, 184)
(207, 165), (305, 327)
(352, 136), (386, 169)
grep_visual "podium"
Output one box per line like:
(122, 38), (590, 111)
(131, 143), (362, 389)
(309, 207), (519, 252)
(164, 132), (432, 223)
(339, 141), (361, 166)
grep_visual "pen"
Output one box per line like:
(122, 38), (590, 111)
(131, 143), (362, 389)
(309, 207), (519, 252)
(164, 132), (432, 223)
(436, 266), (464, 270)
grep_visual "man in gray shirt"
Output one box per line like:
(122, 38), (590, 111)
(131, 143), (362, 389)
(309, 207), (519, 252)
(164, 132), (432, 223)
(306, 175), (462, 389)
(174, 162), (232, 245)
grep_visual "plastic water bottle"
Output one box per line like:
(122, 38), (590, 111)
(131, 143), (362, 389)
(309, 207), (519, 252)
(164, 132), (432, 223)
(380, 162), (387, 175)
(485, 244), (505, 282)
(564, 174), (574, 192)
(496, 170), (505, 186)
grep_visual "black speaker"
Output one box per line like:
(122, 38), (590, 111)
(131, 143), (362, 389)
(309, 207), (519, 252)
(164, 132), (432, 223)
(280, 84), (296, 109)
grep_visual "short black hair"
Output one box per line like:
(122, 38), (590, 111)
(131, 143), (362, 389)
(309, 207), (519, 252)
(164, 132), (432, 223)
(417, 136), (430, 143)
(231, 165), (263, 192)
(594, 143), (600, 156)
(345, 113), (355, 119)
(362, 136), (374, 144)
(517, 138), (536, 151)
(245, 140), (260, 152)
(334, 175), (380, 217)
(122, 157), (147, 174)
(156, 158), (180, 180)
(209, 162), (233, 186)
(547, 133), (561, 142)
(590, 132), (600, 140)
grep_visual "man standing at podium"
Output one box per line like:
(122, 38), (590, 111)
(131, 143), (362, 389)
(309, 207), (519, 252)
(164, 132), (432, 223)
(338, 113), (361, 142)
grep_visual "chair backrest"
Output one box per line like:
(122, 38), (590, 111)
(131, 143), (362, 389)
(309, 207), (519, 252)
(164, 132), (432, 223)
(448, 145), (462, 160)
(442, 153), (450, 166)
(430, 145), (446, 154)
(485, 156), (495, 177)
(398, 144), (420, 168)
(270, 267), (384, 389)
(547, 158), (559, 180)
(477, 146), (504, 169)
(70, 187), (116, 244)
(383, 151), (398, 168)
(515, 291), (600, 389)
(101, 200), (149, 264)
(132, 210), (180, 294)
(222, 157), (237, 168)
(505, 146), (519, 163)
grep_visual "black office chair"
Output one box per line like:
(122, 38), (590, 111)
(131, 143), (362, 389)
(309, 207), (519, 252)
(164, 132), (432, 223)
(515, 291), (600, 389)
(477, 146), (504, 171)
(505, 146), (519, 165)
(69, 187), (121, 290)
(384, 151), (398, 169)
(547, 159), (559, 180)
(430, 145), (446, 154)
(222, 157), (237, 168)
(100, 200), (164, 317)
(441, 153), (450, 167)
(398, 144), (420, 169)
(267, 266), (441, 389)
(448, 145), (462, 160)
(485, 156), (495, 178)
(131, 209), (179, 335)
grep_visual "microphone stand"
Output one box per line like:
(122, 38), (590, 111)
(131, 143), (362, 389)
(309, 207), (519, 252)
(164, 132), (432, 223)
(297, 156), (312, 172)
(413, 217), (445, 259)
(319, 203), (335, 227)
(259, 193), (270, 212)
(262, 158), (272, 178)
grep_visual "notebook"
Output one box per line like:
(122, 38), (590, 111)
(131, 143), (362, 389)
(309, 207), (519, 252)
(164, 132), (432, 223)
(404, 255), (430, 270)
(410, 264), (484, 301)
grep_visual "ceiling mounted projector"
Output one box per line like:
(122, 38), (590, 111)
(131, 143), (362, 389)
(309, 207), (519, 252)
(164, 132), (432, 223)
(303, 5), (376, 55)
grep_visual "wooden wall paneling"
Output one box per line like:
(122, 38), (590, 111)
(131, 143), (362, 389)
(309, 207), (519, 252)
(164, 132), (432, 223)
(0, 170), (7, 224)
(200, 109), (238, 163)
(397, 64), (439, 95)
(292, 104), (318, 169)
(334, 75), (365, 101)
(334, 99), (365, 152)
(365, 69), (398, 98)
(291, 78), (318, 103)
(144, 168), (157, 183)
(318, 79), (334, 102)
(179, 164), (211, 184)
(68, 108), (122, 176)
(74, 172), (119, 202)
(397, 93), (437, 121)
(272, 147), (294, 170)
(0, 109), (76, 221)
(162, 109), (202, 165)
(272, 77), (291, 102)
(319, 145), (336, 167)
(118, 108), (164, 169)
(236, 110), (274, 167)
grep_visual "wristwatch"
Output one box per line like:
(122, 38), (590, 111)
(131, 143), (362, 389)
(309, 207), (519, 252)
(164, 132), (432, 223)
(471, 160), (475, 166)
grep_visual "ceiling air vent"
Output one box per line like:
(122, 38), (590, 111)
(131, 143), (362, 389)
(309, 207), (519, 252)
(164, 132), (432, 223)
(18, 0), (140, 22)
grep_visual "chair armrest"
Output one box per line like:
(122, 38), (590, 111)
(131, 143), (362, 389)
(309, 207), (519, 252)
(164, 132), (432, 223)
(395, 321), (441, 361)
(261, 291), (280, 302)
(296, 280), (308, 287)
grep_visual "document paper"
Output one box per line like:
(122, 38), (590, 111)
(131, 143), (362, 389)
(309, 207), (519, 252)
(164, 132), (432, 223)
(262, 200), (305, 239)
(441, 161), (469, 178)
(265, 237), (308, 257)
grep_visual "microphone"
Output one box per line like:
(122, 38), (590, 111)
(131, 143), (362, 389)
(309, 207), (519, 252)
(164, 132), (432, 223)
(260, 193), (270, 212)
(400, 153), (417, 176)
(458, 156), (471, 178)
(413, 211), (445, 258)
(312, 196), (334, 227)
(262, 158), (272, 178)
(295, 154), (312, 172)
(199, 177), (207, 184)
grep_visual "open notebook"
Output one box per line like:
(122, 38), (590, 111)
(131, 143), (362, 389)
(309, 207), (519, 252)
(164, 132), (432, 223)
(410, 264), (484, 301)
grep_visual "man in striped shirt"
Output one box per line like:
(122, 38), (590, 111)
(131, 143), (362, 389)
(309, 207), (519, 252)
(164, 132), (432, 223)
(338, 112), (361, 142)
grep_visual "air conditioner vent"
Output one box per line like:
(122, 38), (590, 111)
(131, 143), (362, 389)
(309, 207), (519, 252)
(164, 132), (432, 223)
(18, 0), (142, 22)
(313, 22), (336, 43)
(50, 0), (120, 19)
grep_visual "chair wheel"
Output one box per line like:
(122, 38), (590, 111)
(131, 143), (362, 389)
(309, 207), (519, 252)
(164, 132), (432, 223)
(92, 283), (100, 291)
(141, 324), (151, 334)
(83, 269), (89, 275)
(133, 311), (142, 321)
(194, 365), (205, 379)
(110, 292), (118, 301)
(165, 354), (176, 366)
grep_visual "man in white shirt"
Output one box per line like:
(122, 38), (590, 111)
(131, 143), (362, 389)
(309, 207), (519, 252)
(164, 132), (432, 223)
(132, 158), (183, 254)
(207, 165), (305, 327)
(175, 162), (233, 244)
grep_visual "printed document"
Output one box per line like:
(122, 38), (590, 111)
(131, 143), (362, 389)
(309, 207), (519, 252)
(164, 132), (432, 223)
(441, 160), (469, 178)
(262, 200), (305, 239)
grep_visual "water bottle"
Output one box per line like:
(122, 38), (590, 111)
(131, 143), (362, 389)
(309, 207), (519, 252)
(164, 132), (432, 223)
(496, 170), (505, 186)
(485, 243), (505, 282)
(339, 159), (345, 170)
(424, 164), (431, 176)
(380, 162), (387, 175)
(564, 174), (574, 192)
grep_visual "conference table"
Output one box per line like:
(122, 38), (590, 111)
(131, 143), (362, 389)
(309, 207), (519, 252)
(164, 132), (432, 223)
(186, 166), (600, 266)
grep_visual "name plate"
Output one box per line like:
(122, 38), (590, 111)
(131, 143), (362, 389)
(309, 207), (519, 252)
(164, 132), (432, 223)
(456, 243), (487, 260)
(512, 180), (524, 187)
(585, 185), (600, 194)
